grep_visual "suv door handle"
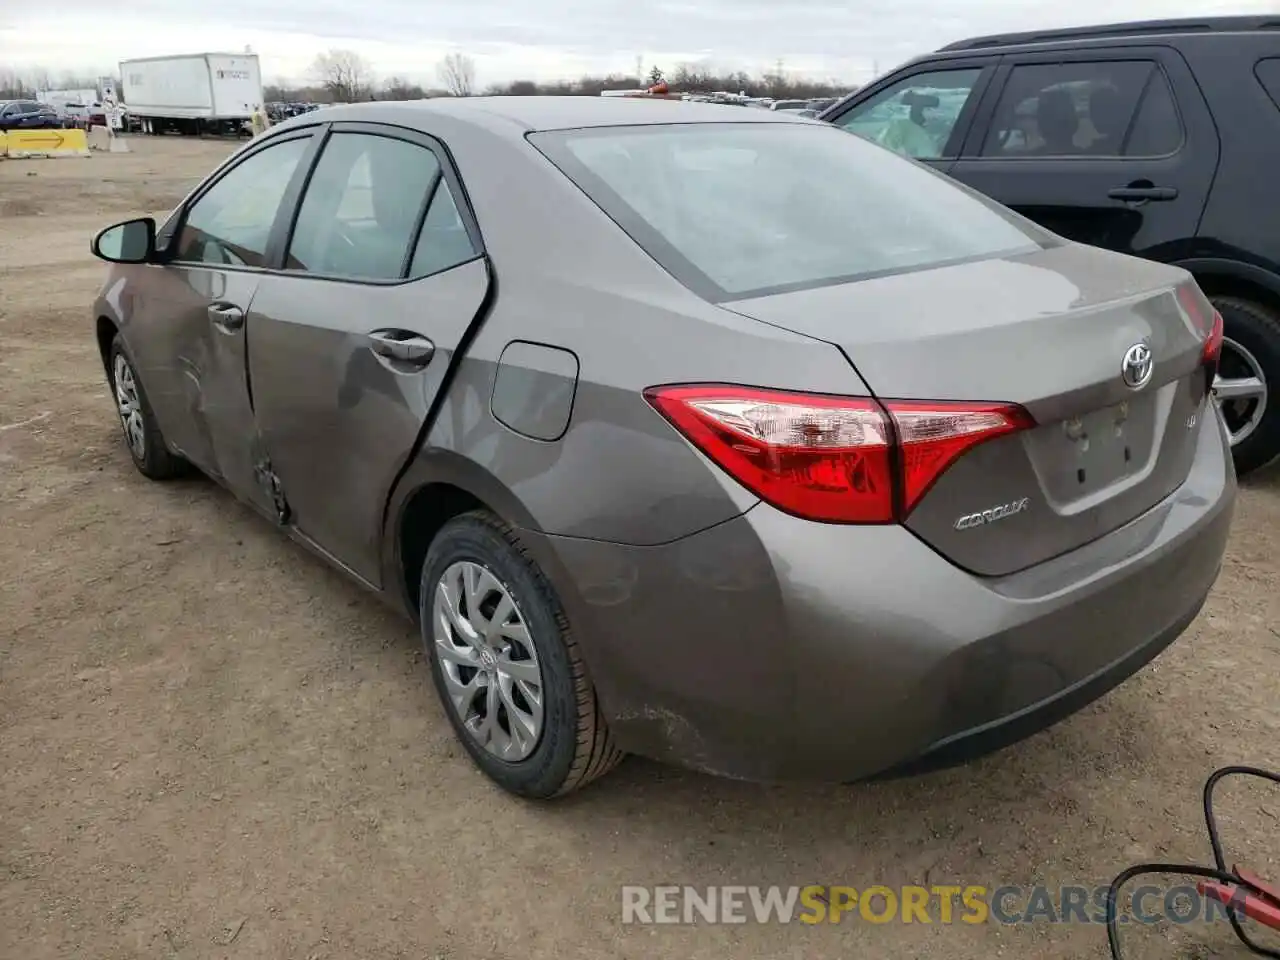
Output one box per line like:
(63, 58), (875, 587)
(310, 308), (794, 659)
(367, 329), (435, 367)
(1108, 184), (1178, 203)
(207, 302), (245, 331)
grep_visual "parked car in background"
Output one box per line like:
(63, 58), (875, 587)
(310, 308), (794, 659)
(89, 98), (1231, 798)
(821, 15), (1280, 474)
(0, 100), (63, 130)
(770, 99), (811, 112)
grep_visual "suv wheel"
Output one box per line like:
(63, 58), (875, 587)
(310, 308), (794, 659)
(419, 511), (623, 798)
(1211, 297), (1280, 476)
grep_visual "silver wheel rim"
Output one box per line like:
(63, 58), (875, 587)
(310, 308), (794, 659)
(432, 561), (544, 762)
(1213, 336), (1268, 447)
(113, 353), (146, 460)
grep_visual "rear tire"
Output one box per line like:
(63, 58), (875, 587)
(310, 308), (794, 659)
(1211, 296), (1280, 476)
(420, 511), (623, 798)
(107, 335), (189, 481)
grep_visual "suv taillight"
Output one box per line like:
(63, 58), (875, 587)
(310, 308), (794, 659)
(644, 384), (1033, 524)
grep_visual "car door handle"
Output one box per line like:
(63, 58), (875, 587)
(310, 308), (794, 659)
(1108, 184), (1178, 203)
(367, 330), (435, 367)
(207, 302), (245, 330)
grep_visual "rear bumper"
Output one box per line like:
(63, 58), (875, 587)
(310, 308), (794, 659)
(529, 408), (1236, 783)
(872, 587), (1207, 779)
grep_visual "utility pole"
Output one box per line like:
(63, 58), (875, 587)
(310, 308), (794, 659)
(635, 55), (643, 83)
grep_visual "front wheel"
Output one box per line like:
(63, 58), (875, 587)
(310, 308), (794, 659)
(420, 511), (623, 798)
(1211, 297), (1280, 476)
(107, 335), (189, 480)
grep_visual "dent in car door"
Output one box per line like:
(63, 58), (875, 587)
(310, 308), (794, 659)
(949, 47), (1219, 256)
(160, 269), (265, 495)
(133, 131), (319, 511)
(247, 124), (489, 585)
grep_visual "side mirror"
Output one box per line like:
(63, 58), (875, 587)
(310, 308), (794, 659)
(91, 217), (156, 264)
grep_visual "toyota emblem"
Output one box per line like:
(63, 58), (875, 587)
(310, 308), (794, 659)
(1121, 342), (1154, 390)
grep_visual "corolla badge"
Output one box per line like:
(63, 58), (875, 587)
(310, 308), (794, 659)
(954, 497), (1030, 531)
(1121, 342), (1154, 390)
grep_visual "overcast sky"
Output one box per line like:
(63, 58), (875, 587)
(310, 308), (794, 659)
(1, 0), (1275, 87)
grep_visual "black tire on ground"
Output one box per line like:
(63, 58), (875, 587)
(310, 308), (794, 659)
(107, 334), (189, 481)
(1211, 296), (1280, 476)
(419, 510), (623, 798)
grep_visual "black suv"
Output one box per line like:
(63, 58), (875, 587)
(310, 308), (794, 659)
(821, 16), (1280, 475)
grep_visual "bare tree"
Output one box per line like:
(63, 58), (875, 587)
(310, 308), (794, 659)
(382, 75), (427, 100)
(437, 53), (476, 97)
(310, 49), (373, 102)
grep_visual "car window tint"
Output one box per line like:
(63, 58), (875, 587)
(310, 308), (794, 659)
(536, 123), (1045, 299)
(408, 180), (475, 278)
(1124, 69), (1182, 156)
(286, 132), (441, 280)
(981, 61), (1161, 158)
(1256, 58), (1280, 113)
(173, 137), (309, 268)
(833, 69), (983, 160)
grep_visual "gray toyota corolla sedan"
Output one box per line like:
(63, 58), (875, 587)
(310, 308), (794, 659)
(89, 97), (1234, 798)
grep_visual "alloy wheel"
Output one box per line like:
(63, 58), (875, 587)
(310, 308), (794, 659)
(432, 560), (545, 762)
(1213, 336), (1268, 447)
(113, 353), (146, 460)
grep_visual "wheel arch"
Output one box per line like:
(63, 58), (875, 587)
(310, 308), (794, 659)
(1176, 258), (1280, 315)
(381, 448), (547, 620)
(96, 315), (120, 378)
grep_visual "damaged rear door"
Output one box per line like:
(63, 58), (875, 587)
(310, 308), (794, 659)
(245, 122), (489, 586)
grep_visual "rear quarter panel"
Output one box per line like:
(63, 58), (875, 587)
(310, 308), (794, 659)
(1180, 33), (1280, 274)
(380, 110), (872, 544)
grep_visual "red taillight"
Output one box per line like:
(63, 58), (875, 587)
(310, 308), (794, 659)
(1177, 283), (1223, 376)
(888, 400), (1035, 513)
(1203, 309), (1224, 372)
(644, 384), (1033, 524)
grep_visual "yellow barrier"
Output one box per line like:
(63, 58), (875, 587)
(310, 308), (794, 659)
(2, 128), (90, 159)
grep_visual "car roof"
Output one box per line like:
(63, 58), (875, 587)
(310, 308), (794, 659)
(304, 95), (809, 136)
(937, 14), (1280, 54)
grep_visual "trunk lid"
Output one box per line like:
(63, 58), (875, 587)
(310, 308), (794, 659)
(722, 242), (1214, 576)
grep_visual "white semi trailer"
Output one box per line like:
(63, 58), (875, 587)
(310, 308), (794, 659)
(120, 53), (262, 136)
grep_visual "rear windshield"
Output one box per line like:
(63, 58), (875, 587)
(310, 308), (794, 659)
(532, 122), (1048, 300)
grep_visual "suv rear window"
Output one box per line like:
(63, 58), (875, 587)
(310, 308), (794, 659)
(532, 123), (1047, 300)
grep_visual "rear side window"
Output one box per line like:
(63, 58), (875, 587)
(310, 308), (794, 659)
(533, 122), (1046, 300)
(286, 132), (476, 281)
(1257, 59), (1280, 113)
(981, 60), (1182, 158)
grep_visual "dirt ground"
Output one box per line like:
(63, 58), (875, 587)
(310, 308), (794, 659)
(2, 135), (1278, 960)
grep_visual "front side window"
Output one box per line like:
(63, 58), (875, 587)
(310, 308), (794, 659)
(286, 132), (446, 281)
(534, 122), (1046, 300)
(833, 69), (983, 160)
(981, 60), (1182, 158)
(173, 137), (310, 267)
